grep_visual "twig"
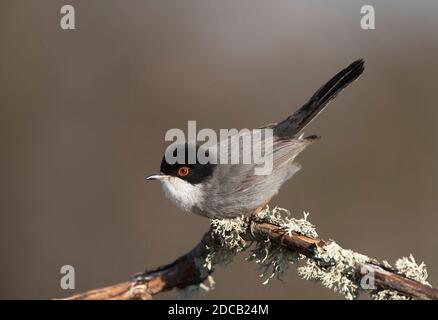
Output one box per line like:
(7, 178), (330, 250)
(61, 217), (438, 300)
(62, 231), (215, 300)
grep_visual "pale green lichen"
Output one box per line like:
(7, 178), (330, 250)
(370, 290), (412, 300)
(298, 241), (371, 300)
(184, 216), (249, 299)
(185, 206), (432, 300)
(248, 238), (301, 285)
(370, 254), (430, 300)
(204, 215), (250, 273)
(205, 206), (315, 286)
(210, 215), (248, 252)
(247, 206), (315, 285)
(394, 254), (430, 286)
(370, 289), (410, 300)
(255, 206), (318, 239)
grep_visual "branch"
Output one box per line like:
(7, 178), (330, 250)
(61, 208), (438, 300)
(63, 231), (216, 300)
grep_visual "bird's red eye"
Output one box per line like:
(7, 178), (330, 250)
(178, 167), (190, 177)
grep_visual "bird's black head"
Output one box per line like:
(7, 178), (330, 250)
(158, 144), (216, 185)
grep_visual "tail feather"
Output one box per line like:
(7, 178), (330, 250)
(274, 59), (365, 138)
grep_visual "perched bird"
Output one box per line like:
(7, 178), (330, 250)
(146, 60), (364, 219)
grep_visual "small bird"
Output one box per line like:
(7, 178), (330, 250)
(146, 60), (364, 219)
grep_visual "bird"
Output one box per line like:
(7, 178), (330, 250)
(146, 59), (365, 219)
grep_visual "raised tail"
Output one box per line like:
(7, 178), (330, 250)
(274, 59), (364, 138)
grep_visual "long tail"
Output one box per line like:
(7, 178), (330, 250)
(274, 59), (365, 138)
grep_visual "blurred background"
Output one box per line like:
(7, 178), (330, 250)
(1, 0), (437, 299)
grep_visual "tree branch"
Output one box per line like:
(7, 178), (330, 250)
(62, 231), (215, 300)
(61, 212), (438, 300)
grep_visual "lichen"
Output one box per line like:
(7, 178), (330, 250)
(184, 216), (250, 297)
(203, 215), (250, 274)
(247, 206), (315, 285)
(248, 238), (301, 285)
(370, 289), (410, 300)
(298, 241), (371, 300)
(370, 254), (430, 300)
(255, 206), (318, 239)
(210, 215), (248, 252)
(394, 254), (430, 286)
(186, 205), (432, 300)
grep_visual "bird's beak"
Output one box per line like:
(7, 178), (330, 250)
(145, 172), (170, 181)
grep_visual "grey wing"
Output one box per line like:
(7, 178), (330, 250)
(201, 136), (314, 218)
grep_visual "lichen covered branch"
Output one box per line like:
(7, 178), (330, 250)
(62, 207), (438, 300)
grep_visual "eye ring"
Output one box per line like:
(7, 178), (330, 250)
(178, 166), (190, 177)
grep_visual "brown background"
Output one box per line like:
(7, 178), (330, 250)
(1, 1), (437, 299)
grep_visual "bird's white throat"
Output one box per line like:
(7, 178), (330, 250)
(160, 177), (204, 212)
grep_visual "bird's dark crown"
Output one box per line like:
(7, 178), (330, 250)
(160, 144), (216, 185)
